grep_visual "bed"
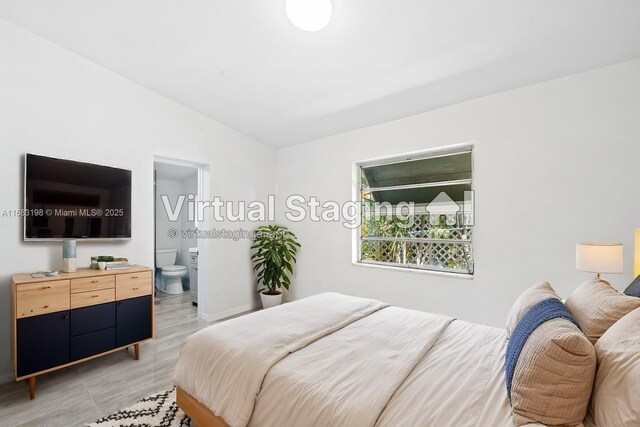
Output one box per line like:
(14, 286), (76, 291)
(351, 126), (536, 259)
(173, 292), (583, 427)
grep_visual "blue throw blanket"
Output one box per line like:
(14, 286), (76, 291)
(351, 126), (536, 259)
(505, 298), (580, 402)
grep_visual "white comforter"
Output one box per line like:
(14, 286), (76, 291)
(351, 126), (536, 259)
(173, 293), (554, 427)
(173, 292), (387, 427)
(250, 307), (453, 427)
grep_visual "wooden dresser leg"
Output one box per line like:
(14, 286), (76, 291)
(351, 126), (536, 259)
(134, 343), (140, 361)
(28, 376), (36, 400)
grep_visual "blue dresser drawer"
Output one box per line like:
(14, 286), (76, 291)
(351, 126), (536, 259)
(17, 311), (70, 377)
(116, 296), (152, 347)
(70, 328), (116, 361)
(70, 302), (116, 336)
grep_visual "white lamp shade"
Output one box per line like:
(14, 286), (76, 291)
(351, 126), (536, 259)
(576, 243), (623, 274)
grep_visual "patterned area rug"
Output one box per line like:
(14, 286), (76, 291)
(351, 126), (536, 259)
(87, 387), (191, 427)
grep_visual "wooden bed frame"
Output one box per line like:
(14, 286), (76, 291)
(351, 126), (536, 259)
(176, 386), (230, 427)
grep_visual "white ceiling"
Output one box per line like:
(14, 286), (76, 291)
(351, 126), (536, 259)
(2, 1), (640, 148)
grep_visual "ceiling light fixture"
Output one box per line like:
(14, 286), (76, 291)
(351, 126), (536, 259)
(286, 0), (332, 32)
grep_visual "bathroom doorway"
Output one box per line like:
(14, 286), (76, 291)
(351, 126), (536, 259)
(153, 156), (210, 320)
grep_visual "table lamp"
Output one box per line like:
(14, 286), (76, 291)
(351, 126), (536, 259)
(576, 243), (623, 278)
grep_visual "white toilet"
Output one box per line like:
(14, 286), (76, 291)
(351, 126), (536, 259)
(155, 249), (187, 294)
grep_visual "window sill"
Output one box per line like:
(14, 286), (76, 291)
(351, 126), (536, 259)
(352, 261), (474, 280)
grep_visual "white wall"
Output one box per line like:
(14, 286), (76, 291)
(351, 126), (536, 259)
(276, 59), (640, 328)
(154, 175), (199, 272)
(155, 178), (184, 256)
(0, 19), (274, 380)
(179, 174), (198, 270)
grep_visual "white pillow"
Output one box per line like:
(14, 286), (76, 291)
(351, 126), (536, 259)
(565, 278), (640, 344)
(591, 307), (640, 426)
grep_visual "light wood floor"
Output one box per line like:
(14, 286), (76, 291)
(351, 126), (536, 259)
(0, 292), (249, 427)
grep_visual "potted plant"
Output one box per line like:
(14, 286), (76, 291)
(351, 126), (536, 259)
(251, 225), (300, 309)
(97, 256), (114, 270)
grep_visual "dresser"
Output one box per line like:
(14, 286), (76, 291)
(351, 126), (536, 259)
(11, 266), (154, 399)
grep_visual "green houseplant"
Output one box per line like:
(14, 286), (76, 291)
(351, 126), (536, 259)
(96, 256), (115, 270)
(251, 225), (301, 309)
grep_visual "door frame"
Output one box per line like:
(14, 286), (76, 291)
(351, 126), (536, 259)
(153, 155), (211, 320)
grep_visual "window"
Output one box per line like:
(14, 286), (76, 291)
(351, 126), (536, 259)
(355, 145), (474, 275)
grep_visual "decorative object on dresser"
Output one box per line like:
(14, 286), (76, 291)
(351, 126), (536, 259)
(95, 255), (114, 270)
(11, 265), (154, 400)
(575, 242), (623, 278)
(62, 239), (77, 273)
(91, 256), (132, 270)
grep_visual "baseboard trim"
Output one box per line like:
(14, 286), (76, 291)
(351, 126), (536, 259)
(0, 372), (14, 385)
(201, 300), (261, 322)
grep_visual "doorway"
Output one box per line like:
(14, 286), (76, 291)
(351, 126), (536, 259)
(153, 156), (210, 320)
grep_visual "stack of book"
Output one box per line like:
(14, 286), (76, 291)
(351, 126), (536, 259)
(104, 261), (132, 270)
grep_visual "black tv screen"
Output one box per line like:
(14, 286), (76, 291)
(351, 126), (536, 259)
(24, 154), (132, 239)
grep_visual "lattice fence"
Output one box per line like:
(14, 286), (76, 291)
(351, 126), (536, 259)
(360, 213), (473, 273)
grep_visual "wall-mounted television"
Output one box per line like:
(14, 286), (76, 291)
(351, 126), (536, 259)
(24, 154), (132, 240)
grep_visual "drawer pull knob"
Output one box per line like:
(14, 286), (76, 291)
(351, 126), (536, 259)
(131, 276), (138, 279)
(43, 305), (49, 309)
(91, 280), (99, 283)
(91, 295), (99, 298)
(133, 287), (139, 290)
(42, 286), (51, 289)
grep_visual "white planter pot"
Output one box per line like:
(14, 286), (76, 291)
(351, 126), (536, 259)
(98, 262), (107, 270)
(260, 291), (283, 309)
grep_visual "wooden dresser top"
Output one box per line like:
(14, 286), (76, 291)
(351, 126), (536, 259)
(12, 265), (152, 285)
